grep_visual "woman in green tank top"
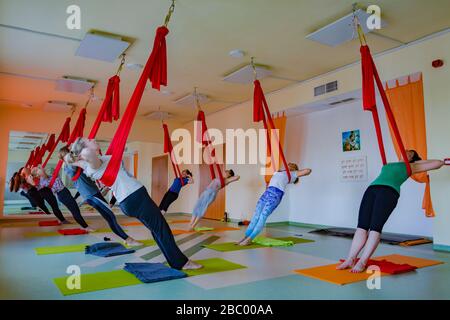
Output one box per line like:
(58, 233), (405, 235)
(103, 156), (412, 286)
(337, 150), (446, 273)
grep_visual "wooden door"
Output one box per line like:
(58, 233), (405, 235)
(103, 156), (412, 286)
(199, 144), (225, 220)
(151, 155), (168, 205)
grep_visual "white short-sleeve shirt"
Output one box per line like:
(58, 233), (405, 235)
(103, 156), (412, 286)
(84, 155), (143, 203)
(268, 171), (298, 192)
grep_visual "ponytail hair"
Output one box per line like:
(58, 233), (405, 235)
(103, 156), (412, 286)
(409, 149), (422, 163)
(183, 169), (193, 178)
(66, 138), (87, 164)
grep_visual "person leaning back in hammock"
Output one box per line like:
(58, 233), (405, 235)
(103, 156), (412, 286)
(159, 169), (194, 215)
(337, 150), (447, 273)
(66, 137), (202, 270)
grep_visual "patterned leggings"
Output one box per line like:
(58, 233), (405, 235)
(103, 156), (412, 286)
(245, 186), (284, 239)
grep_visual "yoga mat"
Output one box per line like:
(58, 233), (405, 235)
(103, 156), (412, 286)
(203, 237), (314, 252)
(294, 254), (443, 285)
(121, 221), (143, 227)
(28, 211), (45, 215)
(54, 270), (142, 296)
(38, 220), (60, 226)
(309, 227), (428, 245)
(168, 220), (191, 224)
(25, 228), (127, 238)
(35, 244), (87, 255)
(183, 258), (247, 277)
(54, 258), (245, 295)
(194, 227), (214, 232)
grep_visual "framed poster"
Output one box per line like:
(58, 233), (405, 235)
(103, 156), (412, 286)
(342, 129), (361, 152)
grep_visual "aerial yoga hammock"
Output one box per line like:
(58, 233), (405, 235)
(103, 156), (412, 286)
(337, 14), (447, 273)
(97, 0), (176, 187)
(70, 54), (126, 181)
(251, 58), (291, 182)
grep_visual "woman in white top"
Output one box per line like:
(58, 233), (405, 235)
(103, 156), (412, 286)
(237, 163), (312, 246)
(189, 170), (240, 231)
(66, 138), (202, 271)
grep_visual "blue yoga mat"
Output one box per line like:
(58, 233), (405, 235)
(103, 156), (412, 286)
(123, 263), (187, 283)
(85, 242), (135, 257)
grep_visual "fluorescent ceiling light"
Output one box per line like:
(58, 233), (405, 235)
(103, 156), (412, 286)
(76, 32), (130, 62)
(306, 9), (387, 47)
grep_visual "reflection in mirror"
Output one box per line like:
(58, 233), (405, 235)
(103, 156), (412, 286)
(4, 131), (143, 216)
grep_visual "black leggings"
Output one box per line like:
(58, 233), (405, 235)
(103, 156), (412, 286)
(27, 187), (52, 214)
(120, 187), (188, 270)
(159, 191), (179, 212)
(38, 187), (66, 222)
(357, 185), (400, 233)
(56, 188), (89, 228)
(20, 190), (37, 208)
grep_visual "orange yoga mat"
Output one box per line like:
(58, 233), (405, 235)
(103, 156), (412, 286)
(121, 220), (191, 227)
(168, 220), (191, 224)
(294, 254), (443, 285)
(172, 226), (240, 235)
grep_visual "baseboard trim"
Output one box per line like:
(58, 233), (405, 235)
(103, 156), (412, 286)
(433, 244), (450, 253)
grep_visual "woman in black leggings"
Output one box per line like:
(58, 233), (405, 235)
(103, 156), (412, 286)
(30, 167), (93, 231)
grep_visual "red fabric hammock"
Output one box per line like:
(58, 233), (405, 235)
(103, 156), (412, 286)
(99, 26), (170, 186)
(253, 80), (291, 182)
(163, 123), (185, 186)
(42, 117), (71, 168)
(49, 108), (87, 187)
(71, 75), (123, 181)
(360, 45), (411, 176)
(25, 149), (35, 168)
(196, 110), (225, 188)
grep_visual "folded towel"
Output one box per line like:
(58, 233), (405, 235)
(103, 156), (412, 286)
(339, 258), (417, 274)
(39, 220), (60, 227)
(58, 228), (88, 235)
(194, 227), (214, 232)
(85, 242), (135, 257)
(253, 236), (294, 247)
(124, 263), (187, 283)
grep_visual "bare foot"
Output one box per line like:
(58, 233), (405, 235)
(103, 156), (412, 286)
(351, 260), (367, 273)
(238, 237), (252, 246)
(336, 258), (356, 270)
(84, 227), (96, 233)
(125, 238), (142, 247)
(187, 226), (195, 232)
(182, 260), (203, 270)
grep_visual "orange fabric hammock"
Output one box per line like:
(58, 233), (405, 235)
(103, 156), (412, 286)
(163, 123), (185, 186)
(385, 75), (434, 217)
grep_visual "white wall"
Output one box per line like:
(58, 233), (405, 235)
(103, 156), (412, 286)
(285, 98), (432, 237)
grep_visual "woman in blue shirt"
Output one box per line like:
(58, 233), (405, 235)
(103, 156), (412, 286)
(159, 170), (194, 214)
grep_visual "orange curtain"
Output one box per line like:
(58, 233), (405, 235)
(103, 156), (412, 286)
(133, 153), (139, 178)
(264, 112), (287, 185)
(385, 74), (434, 217)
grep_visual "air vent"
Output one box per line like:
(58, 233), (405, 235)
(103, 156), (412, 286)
(328, 97), (357, 106)
(314, 80), (338, 97)
(223, 64), (272, 84)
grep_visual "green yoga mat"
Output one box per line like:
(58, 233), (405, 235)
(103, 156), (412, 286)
(54, 270), (142, 296)
(194, 227), (214, 232)
(35, 239), (156, 255)
(53, 258), (246, 295)
(35, 244), (87, 255)
(203, 237), (314, 252)
(183, 258), (246, 277)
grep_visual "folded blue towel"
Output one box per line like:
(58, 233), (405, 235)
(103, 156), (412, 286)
(124, 263), (187, 283)
(85, 242), (135, 257)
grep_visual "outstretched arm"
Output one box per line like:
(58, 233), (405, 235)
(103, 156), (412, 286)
(296, 168), (312, 177)
(225, 175), (240, 186)
(411, 160), (444, 174)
